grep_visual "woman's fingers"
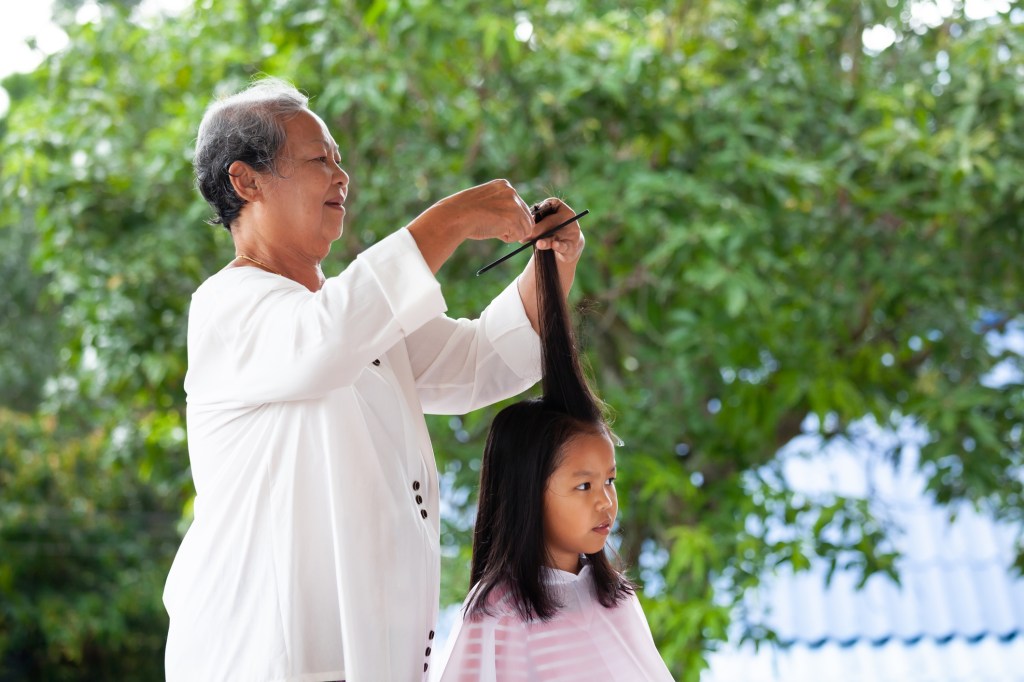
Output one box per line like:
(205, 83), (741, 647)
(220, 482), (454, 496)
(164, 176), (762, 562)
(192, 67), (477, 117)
(530, 199), (585, 263)
(453, 179), (533, 242)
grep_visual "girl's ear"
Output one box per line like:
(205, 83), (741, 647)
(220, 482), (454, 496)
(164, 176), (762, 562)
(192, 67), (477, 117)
(227, 160), (262, 202)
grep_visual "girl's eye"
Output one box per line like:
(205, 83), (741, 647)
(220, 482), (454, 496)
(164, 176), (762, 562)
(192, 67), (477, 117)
(575, 482), (591, 491)
(606, 477), (616, 486)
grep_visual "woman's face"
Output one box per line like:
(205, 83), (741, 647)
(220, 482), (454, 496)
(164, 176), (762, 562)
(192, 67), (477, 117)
(542, 430), (618, 574)
(258, 109), (349, 257)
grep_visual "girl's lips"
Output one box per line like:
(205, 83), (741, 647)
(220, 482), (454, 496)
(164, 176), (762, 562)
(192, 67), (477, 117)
(592, 523), (611, 535)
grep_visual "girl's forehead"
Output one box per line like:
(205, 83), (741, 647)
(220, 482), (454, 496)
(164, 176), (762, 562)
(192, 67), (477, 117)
(554, 432), (616, 473)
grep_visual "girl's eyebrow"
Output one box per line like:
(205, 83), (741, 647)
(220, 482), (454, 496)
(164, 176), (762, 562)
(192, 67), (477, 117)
(570, 465), (617, 477)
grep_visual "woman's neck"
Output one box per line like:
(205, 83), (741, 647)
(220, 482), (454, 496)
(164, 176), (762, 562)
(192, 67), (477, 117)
(230, 234), (325, 292)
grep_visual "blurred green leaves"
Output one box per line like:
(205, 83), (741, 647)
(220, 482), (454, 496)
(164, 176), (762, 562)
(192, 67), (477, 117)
(1, 0), (1022, 679)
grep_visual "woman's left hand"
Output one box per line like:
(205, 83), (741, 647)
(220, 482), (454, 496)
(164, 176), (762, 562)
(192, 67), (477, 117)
(527, 198), (585, 265)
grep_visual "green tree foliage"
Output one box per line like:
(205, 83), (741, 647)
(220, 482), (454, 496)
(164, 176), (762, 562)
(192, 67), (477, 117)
(1, 1), (1021, 678)
(0, 409), (174, 680)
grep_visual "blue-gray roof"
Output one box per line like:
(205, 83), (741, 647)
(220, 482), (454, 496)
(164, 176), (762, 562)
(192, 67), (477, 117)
(704, 428), (1024, 682)
(761, 502), (1024, 647)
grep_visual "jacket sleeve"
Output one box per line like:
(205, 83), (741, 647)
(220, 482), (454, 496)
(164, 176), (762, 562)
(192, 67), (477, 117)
(406, 278), (542, 415)
(185, 228), (447, 405)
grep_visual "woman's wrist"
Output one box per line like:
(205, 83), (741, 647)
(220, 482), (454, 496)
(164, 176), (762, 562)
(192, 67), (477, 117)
(406, 202), (467, 274)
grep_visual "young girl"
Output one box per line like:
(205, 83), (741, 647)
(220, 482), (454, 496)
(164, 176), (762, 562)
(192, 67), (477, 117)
(433, 229), (673, 681)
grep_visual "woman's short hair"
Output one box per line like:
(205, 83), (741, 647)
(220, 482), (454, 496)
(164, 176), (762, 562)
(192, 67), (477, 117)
(193, 77), (309, 230)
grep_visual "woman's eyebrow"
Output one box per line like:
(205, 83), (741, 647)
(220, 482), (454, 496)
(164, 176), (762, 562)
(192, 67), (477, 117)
(302, 138), (339, 151)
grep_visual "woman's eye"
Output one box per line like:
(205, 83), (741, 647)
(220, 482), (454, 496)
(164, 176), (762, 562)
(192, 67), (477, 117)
(606, 477), (616, 486)
(314, 156), (329, 164)
(575, 482), (591, 491)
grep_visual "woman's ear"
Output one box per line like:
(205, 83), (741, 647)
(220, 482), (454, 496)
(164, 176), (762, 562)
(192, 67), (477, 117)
(227, 160), (262, 202)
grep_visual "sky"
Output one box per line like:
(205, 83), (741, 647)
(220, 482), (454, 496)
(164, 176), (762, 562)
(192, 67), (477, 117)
(0, 1), (69, 79)
(0, 0), (189, 115)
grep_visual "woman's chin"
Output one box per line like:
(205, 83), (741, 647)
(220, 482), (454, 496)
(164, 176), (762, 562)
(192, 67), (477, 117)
(323, 221), (344, 244)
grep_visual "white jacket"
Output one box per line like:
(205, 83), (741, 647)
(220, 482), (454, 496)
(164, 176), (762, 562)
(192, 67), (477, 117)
(164, 228), (541, 682)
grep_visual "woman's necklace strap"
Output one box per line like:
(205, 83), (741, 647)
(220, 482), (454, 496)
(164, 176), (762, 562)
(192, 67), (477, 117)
(235, 254), (283, 277)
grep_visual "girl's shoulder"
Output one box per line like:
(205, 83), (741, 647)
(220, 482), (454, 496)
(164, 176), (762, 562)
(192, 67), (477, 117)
(463, 579), (528, 624)
(464, 565), (600, 624)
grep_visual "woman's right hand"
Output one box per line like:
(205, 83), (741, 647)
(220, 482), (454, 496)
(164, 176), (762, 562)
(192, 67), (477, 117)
(432, 179), (535, 243)
(406, 179), (536, 274)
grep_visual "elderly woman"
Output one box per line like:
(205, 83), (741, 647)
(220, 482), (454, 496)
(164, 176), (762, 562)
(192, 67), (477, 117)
(162, 78), (584, 682)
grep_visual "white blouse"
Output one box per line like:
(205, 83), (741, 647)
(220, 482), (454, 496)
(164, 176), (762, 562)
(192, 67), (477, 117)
(163, 228), (541, 682)
(433, 565), (675, 682)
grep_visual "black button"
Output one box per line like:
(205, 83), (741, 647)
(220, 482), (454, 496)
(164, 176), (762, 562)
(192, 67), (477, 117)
(424, 663), (429, 672)
(425, 646), (432, 656)
(372, 358), (381, 366)
(429, 630), (435, 639)
(420, 509), (428, 519)
(415, 495), (423, 504)
(412, 481), (420, 491)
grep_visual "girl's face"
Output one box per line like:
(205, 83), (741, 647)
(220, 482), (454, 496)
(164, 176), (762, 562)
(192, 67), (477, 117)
(542, 430), (618, 574)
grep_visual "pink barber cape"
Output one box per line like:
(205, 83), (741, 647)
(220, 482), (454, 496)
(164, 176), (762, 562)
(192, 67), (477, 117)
(433, 563), (675, 681)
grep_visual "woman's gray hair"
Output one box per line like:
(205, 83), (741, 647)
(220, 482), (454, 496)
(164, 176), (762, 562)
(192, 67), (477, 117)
(193, 77), (309, 230)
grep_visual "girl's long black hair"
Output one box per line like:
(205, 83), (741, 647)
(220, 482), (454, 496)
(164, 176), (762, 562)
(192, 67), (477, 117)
(466, 208), (634, 622)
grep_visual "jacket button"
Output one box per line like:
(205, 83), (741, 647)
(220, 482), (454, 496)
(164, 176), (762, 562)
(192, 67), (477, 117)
(412, 481), (420, 491)
(425, 646), (432, 656)
(429, 630), (435, 640)
(372, 358), (381, 366)
(416, 495), (423, 504)
(420, 509), (428, 519)
(424, 663), (429, 672)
